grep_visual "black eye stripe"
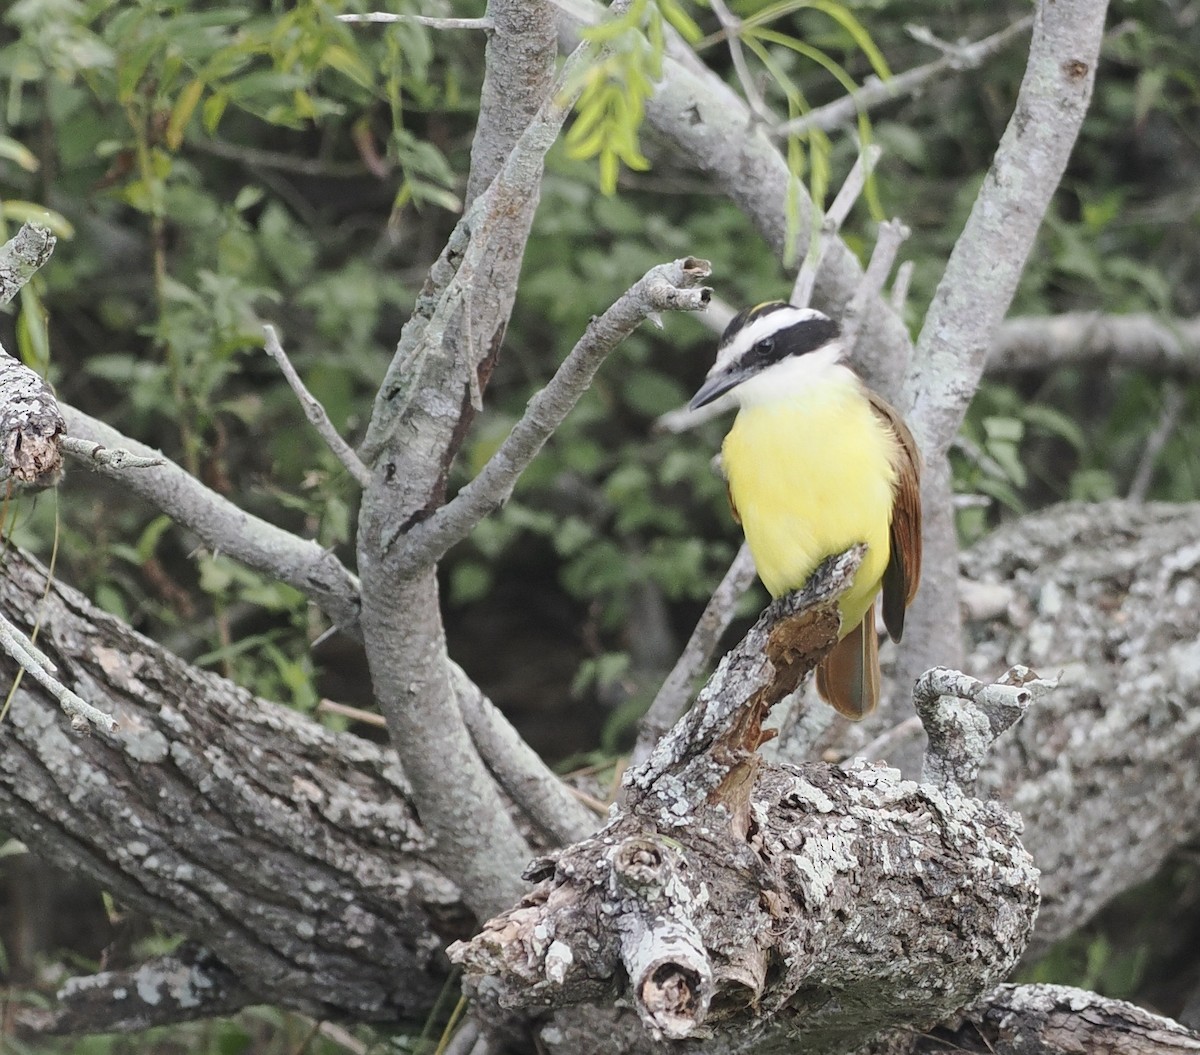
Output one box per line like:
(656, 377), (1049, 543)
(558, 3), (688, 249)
(726, 316), (841, 370)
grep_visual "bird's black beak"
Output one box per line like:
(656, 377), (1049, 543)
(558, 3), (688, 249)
(688, 369), (744, 410)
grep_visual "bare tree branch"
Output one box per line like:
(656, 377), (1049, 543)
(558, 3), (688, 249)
(903, 0), (1107, 465)
(863, 983), (1200, 1054)
(791, 145), (882, 309)
(774, 17), (1034, 139)
(893, 0), (1109, 712)
(13, 945), (251, 1036)
(987, 312), (1200, 375)
(0, 224), (65, 488)
(451, 662), (597, 845)
(707, 0), (773, 124)
(0, 613), (115, 732)
(452, 550), (1039, 1052)
(0, 545), (455, 1026)
(263, 325), (371, 488)
(0, 342), (64, 488)
(60, 405), (363, 636)
(396, 258), (712, 571)
(338, 13), (494, 30)
(356, 0), (576, 920)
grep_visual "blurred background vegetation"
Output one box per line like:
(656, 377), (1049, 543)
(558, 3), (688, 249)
(1, 0), (1199, 1050)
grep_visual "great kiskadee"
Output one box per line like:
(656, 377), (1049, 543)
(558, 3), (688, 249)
(689, 302), (922, 719)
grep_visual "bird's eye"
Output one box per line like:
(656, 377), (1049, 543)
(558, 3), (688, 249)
(755, 336), (775, 354)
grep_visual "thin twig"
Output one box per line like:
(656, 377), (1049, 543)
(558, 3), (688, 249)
(60, 435), (164, 470)
(337, 13), (494, 30)
(791, 145), (882, 307)
(707, 0), (773, 124)
(1128, 379), (1187, 502)
(0, 613), (116, 732)
(394, 258), (712, 571)
(773, 16), (1033, 139)
(263, 326), (372, 488)
(630, 544), (758, 765)
(316, 698), (386, 727)
(441, 1019), (482, 1055)
(841, 217), (911, 367)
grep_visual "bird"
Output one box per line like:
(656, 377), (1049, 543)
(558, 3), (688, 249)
(688, 301), (922, 719)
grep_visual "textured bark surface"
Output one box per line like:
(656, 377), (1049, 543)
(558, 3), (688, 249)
(0, 345), (64, 487)
(4, 500), (1200, 1048)
(450, 551), (1039, 1054)
(0, 546), (459, 1025)
(965, 501), (1200, 951)
(864, 983), (1200, 1054)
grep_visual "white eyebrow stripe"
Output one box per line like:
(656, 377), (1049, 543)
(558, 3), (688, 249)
(712, 307), (831, 373)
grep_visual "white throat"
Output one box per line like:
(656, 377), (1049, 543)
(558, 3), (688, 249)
(729, 341), (854, 408)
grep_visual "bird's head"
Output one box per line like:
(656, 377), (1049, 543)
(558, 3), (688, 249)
(689, 301), (845, 410)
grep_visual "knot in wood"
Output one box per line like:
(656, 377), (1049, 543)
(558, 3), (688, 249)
(611, 837), (671, 895)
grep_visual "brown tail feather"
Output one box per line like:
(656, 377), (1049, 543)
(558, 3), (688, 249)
(814, 602), (880, 720)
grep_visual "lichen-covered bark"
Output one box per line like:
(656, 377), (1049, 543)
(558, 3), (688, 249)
(450, 551), (1039, 1055)
(863, 983), (1200, 1054)
(965, 500), (1200, 951)
(0, 545), (459, 1024)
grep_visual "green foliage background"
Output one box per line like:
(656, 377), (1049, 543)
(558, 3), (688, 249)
(2, 0), (1200, 1049)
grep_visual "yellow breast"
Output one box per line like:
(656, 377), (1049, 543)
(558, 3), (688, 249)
(722, 376), (898, 635)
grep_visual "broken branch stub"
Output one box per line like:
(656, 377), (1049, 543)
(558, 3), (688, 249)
(0, 348), (64, 488)
(451, 548), (1040, 1050)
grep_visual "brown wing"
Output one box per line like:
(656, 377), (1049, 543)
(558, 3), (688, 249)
(869, 392), (922, 642)
(725, 478), (741, 525)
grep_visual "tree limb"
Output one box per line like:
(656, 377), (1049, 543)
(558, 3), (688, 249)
(774, 17), (1034, 140)
(60, 405), (363, 636)
(893, 0), (1109, 711)
(964, 499), (1200, 952)
(863, 983), (1200, 1054)
(262, 325), (371, 488)
(13, 944), (251, 1036)
(0, 545), (455, 1026)
(356, 0), (578, 920)
(0, 222), (55, 305)
(987, 312), (1200, 376)
(397, 258), (712, 571)
(0, 223), (64, 487)
(452, 662), (598, 846)
(452, 549), (1039, 1053)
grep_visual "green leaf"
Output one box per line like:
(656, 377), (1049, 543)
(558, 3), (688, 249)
(0, 135), (39, 172)
(321, 43), (374, 89)
(16, 286), (50, 372)
(1, 201), (74, 238)
(166, 77), (206, 150)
